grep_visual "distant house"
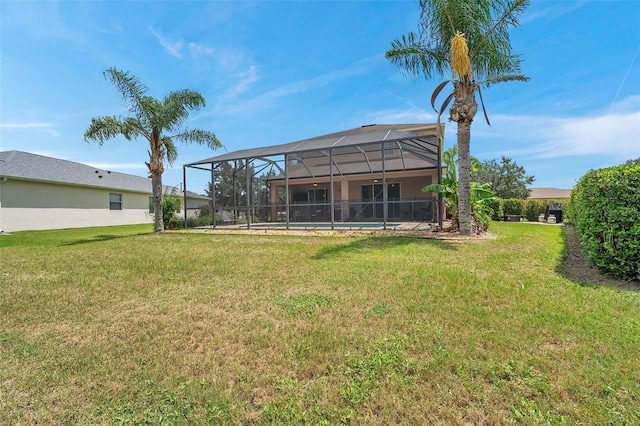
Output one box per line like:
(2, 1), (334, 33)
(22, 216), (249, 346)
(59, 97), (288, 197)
(528, 187), (572, 201)
(0, 150), (209, 232)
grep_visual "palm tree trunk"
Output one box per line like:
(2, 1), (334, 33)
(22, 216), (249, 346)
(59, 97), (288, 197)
(151, 173), (164, 232)
(451, 80), (477, 236)
(149, 134), (165, 233)
(457, 121), (472, 235)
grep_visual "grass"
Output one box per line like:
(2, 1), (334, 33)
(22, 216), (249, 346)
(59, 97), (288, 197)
(0, 222), (638, 424)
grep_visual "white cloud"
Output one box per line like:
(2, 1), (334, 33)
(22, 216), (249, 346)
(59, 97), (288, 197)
(534, 112), (640, 159)
(188, 42), (214, 69)
(149, 27), (183, 58)
(0, 122), (53, 129)
(364, 109), (436, 124)
(188, 42), (213, 57)
(223, 65), (260, 99)
(475, 104), (640, 161)
(0, 122), (59, 138)
(149, 29), (217, 70)
(217, 55), (379, 116)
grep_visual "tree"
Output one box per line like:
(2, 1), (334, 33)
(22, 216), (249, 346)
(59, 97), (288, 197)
(474, 155), (534, 199)
(205, 160), (255, 209)
(622, 157), (640, 166)
(84, 68), (222, 232)
(423, 145), (495, 233)
(386, 0), (529, 235)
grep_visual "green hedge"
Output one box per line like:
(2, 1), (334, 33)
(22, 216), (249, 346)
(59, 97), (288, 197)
(502, 198), (524, 216)
(569, 164), (640, 281)
(496, 198), (566, 221)
(524, 199), (547, 222)
(488, 198), (504, 221)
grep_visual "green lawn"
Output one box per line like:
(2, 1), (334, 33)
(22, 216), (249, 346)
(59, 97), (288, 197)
(1, 223), (638, 424)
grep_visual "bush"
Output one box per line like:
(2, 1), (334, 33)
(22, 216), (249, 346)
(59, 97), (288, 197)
(172, 215), (215, 229)
(163, 193), (182, 229)
(524, 199), (546, 222)
(569, 163), (640, 281)
(502, 199), (524, 216)
(488, 198), (504, 221)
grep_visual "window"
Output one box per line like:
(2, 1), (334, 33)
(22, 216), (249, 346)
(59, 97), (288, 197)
(288, 156), (301, 165)
(383, 142), (395, 156)
(109, 193), (122, 210)
(148, 197), (154, 213)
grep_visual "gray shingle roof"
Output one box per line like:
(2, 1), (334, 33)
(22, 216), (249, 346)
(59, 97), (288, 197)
(186, 123), (441, 166)
(0, 150), (206, 199)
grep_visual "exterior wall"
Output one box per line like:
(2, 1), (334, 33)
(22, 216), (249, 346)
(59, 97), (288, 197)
(270, 169), (438, 201)
(267, 169), (439, 222)
(184, 197), (210, 216)
(0, 179), (154, 232)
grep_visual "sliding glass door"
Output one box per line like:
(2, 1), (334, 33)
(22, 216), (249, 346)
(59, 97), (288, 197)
(361, 183), (400, 220)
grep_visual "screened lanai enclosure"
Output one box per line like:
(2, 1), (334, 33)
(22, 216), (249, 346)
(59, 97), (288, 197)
(182, 124), (444, 230)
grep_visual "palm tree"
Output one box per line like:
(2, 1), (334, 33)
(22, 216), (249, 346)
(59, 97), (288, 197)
(423, 145), (495, 233)
(386, 0), (529, 235)
(85, 68), (222, 232)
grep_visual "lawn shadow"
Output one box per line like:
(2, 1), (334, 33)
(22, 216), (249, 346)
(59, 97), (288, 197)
(313, 236), (458, 260)
(558, 224), (640, 292)
(61, 232), (149, 247)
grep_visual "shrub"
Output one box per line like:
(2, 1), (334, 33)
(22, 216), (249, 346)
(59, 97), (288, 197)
(488, 198), (504, 221)
(172, 215), (215, 229)
(162, 193), (182, 229)
(524, 199), (546, 221)
(569, 163), (640, 281)
(502, 198), (524, 216)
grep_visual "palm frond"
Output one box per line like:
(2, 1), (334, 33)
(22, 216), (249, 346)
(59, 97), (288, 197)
(172, 129), (222, 150)
(482, 74), (530, 88)
(469, 0), (530, 59)
(413, 0), (529, 83)
(163, 138), (178, 166)
(386, 32), (449, 80)
(431, 80), (451, 111)
(161, 90), (206, 132)
(103, 68), (148, 117)
(436, 91), (455, 135)
(84, 116), (143, 144)
(475, 84), (491, 126)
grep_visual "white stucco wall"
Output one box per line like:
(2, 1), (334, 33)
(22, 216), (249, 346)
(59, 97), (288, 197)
(0, 179), (154, 232)
(0, 207), (154, 232)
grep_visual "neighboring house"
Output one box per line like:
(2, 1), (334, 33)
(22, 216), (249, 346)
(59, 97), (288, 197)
(528, 187), (572, 201)
(184, 123), (444, 227)
(0, 151), (209, 232)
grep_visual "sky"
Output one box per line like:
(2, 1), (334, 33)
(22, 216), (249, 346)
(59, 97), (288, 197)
(1, 0), (639, 195)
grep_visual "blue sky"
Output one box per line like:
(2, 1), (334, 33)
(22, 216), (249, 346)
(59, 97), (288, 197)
(1, 0), (638, 195)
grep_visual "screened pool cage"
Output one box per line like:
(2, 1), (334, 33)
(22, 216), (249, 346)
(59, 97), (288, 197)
(182, 124), (444, 230)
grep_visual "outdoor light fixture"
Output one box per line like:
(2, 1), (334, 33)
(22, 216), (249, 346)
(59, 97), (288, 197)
(313, 183), (318, 187)
(374, 179), (378, 183)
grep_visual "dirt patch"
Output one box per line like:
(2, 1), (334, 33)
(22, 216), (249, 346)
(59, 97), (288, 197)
(562, 224), (640, 291)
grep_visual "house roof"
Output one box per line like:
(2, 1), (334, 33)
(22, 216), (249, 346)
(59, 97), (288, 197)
(0, 150), (206, 199)
(186, 123), (442, 168)
(528, 187), (572, 199)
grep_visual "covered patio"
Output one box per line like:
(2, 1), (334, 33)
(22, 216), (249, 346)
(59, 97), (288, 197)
(182, 123), (444, 230)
